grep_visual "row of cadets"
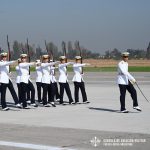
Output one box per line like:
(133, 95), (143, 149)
(41, 54), (59, 107)
(19, 54), (38, 109)
(0, 52), (22, 111)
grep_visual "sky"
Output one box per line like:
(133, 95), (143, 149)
(0, 0), (150, 54)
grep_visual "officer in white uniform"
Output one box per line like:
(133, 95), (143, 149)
(41, 55), (59, 107)
(58, 56), (74, 104)
(16, 58), (22, 104)
(117, 52), (141, 113)
(35, 59), (43, 104)
(0, 52), (21, 110)
(19, 54), (38, 109)
(72, 56), (90, 104)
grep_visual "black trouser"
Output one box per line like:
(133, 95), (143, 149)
(17, 83), (22, 103)
(48, 83), (56, 103)
(20, 82), (28, 108)
(0, 84), (1, 104)
(74, 82), (87, 102)
(27, 87), (31, 101)
(119, 81), (138, 111)
(36, 82), (43, 102)
(1, 80), (19, 109)
(27, 81), (36, 104)
(59, 82), (73, 104)
(42, 83), (49, 105)
(54, 82), (60, 100)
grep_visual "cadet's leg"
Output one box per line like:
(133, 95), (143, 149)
(1, 83), (7, 109)
(65, 82), (73, 103)
(8, 80), (19, 104)
(74, 82), (79, 103)
(119, 84), (127, 111)
(26, 87), (31, 101)
(17, 83), (22, 103)
(80, 82), (87, 102)
(49, 83), (56, 103)
(42, 83), (48, 105)
(59, 83), (65, 104)
(48, 83), (51, 103)
(127, 81), (138, 107)
(28, 81), (35, 104)
(54, 82), (60, 100)
(36, 82), (42, 102)
(20, 82), (27, 108)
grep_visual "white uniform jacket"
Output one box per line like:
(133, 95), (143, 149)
(117, 60), (135, 85)
(41, 62), (57, 84)
(72, 63), (86, 82)
(58, 62), (73, 83)
(50, 66), (57, 83)
(19, 62), (34, 84)
(0, 61), (15, 84)
(36, 66), (42, 83)
(16, 65), (21, 84)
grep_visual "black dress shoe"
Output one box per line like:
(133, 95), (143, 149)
(69, 102), (75, 105)
(23, 106), (30, 109)
(50, 102), (56, 107)
(83, 101), (90, 104)
(120, 110), (129, 113)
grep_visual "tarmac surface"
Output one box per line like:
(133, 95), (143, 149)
(0, 72), (150, 150)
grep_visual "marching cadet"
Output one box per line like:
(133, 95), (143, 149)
(35, 59), (43, 104)
(48, 59), (60, 102)
(16, 58), (22, 104)
(117, 52), (141, 113)
(41, 55), (59, 107)
(0, 52), (22, 110)
(72, 56), (90, 104)
(58, 56), (74, 105)
(19, 54), (38, 109)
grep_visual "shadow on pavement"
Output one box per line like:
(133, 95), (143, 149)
(88, 107), (118, 112)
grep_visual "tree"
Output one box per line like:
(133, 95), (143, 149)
(47, 42), (59, 60)
(67, 41), (76, 59)
(104, 50), (110, 59)
(110, 48), (121, 60)
(146, 42), (150, 59)
(12, 40), (21, 59)
(36, 46), (42, 59)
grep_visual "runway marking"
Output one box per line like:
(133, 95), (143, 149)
(0, 141), (75, 150)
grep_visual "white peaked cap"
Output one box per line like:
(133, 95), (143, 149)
(121, 52), (130, 56)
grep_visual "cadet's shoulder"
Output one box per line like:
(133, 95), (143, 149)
(118, 60), (124, 65)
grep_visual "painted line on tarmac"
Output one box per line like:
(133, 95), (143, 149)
(0, 141), (75, 150)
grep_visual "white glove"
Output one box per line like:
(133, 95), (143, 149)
(130, 79), (136, 84)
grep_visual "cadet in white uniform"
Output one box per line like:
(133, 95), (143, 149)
(58, 56), (74, 104)
(16, 58), (22, 104)
(48, 59), (60, 102)
(117, 52), (141, 113)
(19, 54), (38, 109)
(41, 55), (59, 107)
(72, 56), (90, 104)
(0, 52), (21, 110)
(35, 60), (43, 104)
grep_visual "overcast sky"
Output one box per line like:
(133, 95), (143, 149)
(0, 0), (150, 54)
